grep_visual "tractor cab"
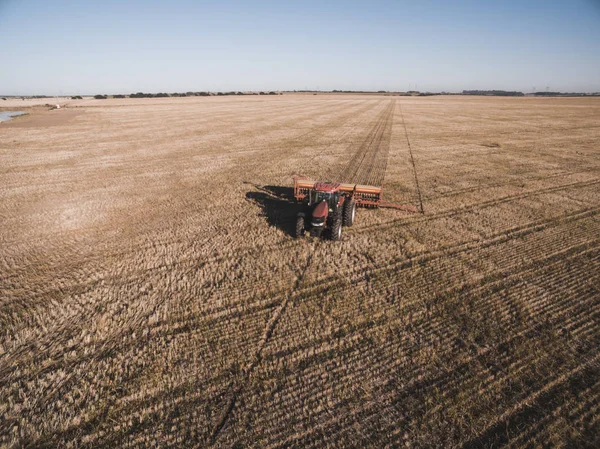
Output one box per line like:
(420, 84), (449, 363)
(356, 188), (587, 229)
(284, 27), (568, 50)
(310, 182), (342, 212)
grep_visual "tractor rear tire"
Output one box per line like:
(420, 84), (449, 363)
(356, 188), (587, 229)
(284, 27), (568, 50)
(343, 199), (356, 227)
(295, 215), (305, 238)
(330, 215), (342, 241)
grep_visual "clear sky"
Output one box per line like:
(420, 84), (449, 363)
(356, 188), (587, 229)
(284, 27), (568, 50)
(1, 0), (599, 95)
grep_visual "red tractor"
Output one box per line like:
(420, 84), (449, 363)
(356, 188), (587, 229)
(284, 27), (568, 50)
(293, 177), (387, 240)
(295, 182), (355, 240)
(293, 176), (420, 240)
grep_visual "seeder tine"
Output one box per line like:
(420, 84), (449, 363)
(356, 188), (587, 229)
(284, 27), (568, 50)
(293, 176), (317, 201)
(353, 184), (383, 207)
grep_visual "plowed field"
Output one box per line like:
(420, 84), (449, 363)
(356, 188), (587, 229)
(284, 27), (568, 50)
(1, 94), (599, 448)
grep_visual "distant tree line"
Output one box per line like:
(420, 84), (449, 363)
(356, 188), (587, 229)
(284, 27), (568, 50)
(79, 90), (600, 100)
(462, 90), (599, 97)
(463, 90), (525, 96)
(125, 91), (279, 98)
(129, 92), (169, 98)
(331, 90), (383, 93)
(328, 90), (440, 96)
(532, 92), (600, 97)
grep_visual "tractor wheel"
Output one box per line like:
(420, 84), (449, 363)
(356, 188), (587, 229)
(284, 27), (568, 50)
(343, 199), (356, 227)
(330, 215), (342, 241)
(295, 215), (305, 238)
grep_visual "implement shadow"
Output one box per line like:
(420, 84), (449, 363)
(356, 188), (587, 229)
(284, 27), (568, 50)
(244, 182), (301, 237)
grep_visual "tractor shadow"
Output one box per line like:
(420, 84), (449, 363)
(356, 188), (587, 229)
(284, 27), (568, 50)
(244, 183), (301, 237)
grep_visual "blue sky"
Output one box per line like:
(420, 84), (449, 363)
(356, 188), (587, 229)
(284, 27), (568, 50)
(1, 0), (599, 95)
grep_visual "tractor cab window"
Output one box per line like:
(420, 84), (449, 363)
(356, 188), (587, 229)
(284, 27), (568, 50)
(332, 192), (340, 205)
(310, 190), (339, 208)
(311, 190), (332, 204)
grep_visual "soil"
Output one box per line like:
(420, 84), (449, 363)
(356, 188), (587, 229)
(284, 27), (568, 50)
(1, 94), (599, 448)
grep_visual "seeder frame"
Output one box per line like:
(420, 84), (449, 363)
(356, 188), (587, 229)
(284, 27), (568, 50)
(293, 176), (420, 213)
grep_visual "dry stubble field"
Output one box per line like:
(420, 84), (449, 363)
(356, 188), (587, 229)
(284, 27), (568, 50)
(1, 94), (599, 448)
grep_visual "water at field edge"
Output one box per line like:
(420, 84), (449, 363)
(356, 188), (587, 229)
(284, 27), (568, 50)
(0, 111), (26, 122)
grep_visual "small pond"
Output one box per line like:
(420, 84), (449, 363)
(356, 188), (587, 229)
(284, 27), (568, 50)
(0, 111), (26, 122)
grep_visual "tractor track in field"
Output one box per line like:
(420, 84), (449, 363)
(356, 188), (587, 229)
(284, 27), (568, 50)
(296, 100), (388, 176)
(357, 177), (600, 234)
(399, 100), (425, 213)
(62, 204), (598, 387)
(249, 252), (600, 448)
(260, 244), (600, 386)
(461, 350), (600, 449)
(132, 204), (600, 364)
(17, 180), (593, 342)
(264, 233), (600, 365)
(10, 177), (595, 344)
(210, 246), (317, 444)
(423, 168), (600, 202)
(335, 100), (395, 185)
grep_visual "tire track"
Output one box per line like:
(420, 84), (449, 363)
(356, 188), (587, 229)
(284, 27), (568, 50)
(461, 351), (600, 449)
(210, 245), (317, 444)
(41, 202), (592, 342)
(423, 168), (599, 202)
(356, 177), (600, 235)
(16, 206), (594, 406)
(260, 232), (600, 378)
(261, 235), (600, 368)
(249, 247), (600, 448)
(398, 100), (424, 213)
(203, 202), (600, 446)
(335, 100), (395, 185)
(297, 100), (387, 176)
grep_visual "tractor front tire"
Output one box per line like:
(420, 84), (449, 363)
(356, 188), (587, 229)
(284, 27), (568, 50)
(330, 215), (342, 241)
(343, 199), (356, 226)
(295, 215), (306, 238)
